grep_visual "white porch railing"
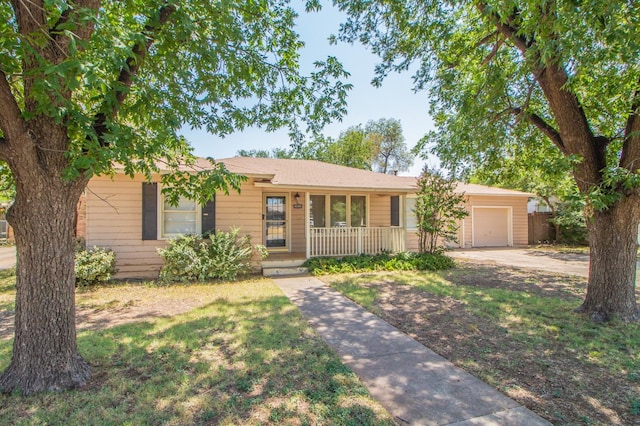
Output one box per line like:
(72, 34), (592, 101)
(308, 226), (405, 257)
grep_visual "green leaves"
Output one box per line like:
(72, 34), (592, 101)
(414, 168), (468, 254)
(1, 1), (350, 193)
(160, 158), (247, 207)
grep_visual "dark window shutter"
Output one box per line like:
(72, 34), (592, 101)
(202, 195), (216, 237)
(390, 196), (400, 227)
(142, 182), (158, 240)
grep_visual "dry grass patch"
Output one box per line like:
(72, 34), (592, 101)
(0, 277), (394, 425)
(322, 262), (640, 425)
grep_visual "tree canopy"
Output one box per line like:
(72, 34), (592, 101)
(239, 117), (412, 173)
(0, 0), (350, 395)
(365, 118), (412, 174)
(335, 0), (640, 321)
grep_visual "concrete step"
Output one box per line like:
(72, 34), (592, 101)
(263, 266), (309, 277)
(262, 258), (307, 269)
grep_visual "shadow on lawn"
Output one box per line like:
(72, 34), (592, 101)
(0, 294), (392, 425)
(329, 269), (640, 425)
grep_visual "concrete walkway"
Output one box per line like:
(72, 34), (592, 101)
(0, 246), (15, 270)
(274, 276), (550, 426)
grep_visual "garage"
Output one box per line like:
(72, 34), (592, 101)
(472, 207), (511, 247)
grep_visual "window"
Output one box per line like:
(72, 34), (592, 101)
(161, 195), (199, 237)
(405, 196), (418, 230)
(309, 194), (367, 228)
(350, 196), (366, 227)
(142, 183), (214, 240)
(330, 195), (347, 227)
(309, 195), (326, 227)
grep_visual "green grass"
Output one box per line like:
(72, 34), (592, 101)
(0, 279), (394, 425)
(326, 270), (639, 378)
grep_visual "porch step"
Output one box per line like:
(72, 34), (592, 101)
(263, 266), (309, 277)
(262, 258), (307, 269)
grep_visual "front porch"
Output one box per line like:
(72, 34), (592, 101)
(262, 226), (406, 277)
(263, 191), (408, 261)
(307, 226), (405, 257)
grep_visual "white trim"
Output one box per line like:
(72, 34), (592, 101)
(309, 193), (370, 229)
(404, 196), (418, 231)
(264, 193), (290, 252)
(461, 217), (466, 248)
(305, 192), (310, 259)
(157, 186), (202, 240)
(471, 206), (513, 247)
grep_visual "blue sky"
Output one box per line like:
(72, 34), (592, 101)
(180, 4), (437, 177)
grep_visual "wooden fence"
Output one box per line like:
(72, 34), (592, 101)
(528, 212), (553, 244)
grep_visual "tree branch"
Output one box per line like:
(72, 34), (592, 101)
(50, 1), (100, 52)
(510, 106), (567, 154)
(620, 79), (640, 171)
(92, 4), (176, 144)
(476, 2), (604, 188)
(0, 69), (27, 143)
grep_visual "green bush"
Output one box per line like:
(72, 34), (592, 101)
(158, 228), (267, 283)
(75, 247), (116, 286)
(304, 252), (455, 275)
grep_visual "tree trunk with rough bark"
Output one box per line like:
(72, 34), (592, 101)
(578, 198), (640, 322)
(0, 167), (89, 395)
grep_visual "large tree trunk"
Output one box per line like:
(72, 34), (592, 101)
(0, 172), (90, 395)
(578, 198), (640, 322)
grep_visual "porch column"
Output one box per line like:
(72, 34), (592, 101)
(305, 191), (310, 259)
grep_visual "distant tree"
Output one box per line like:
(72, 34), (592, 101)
(328, 126), (377, 170)
(236, 148), (292, 158)
(237, 149), (272, 158)
(293, 129), (376, 170)
(414, 168), (468, 253)
(0, 0), (348, 395)
(365, 118), (412, 174)
(293, 134), (333, 162)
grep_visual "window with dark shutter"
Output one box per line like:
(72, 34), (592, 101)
(142, 182), (158, 240)
(201, 196), (216, 237)
(391, 196), (400, 227)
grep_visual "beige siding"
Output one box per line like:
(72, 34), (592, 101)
(369, 194), (391, 227)
(404, 195), (527, 252)
(406, 230), (419, 252)
(216, 180), (263, 244)
(461, 195), (529, 248)
(86, 174), (166, 279)
(87, 175), (266, 279)
(289, 192), (306, 253)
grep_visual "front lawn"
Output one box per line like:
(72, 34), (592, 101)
(321, 263), (640, 425)
(0, 274), (394, 425)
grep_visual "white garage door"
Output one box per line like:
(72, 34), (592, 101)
(473, 208), (510, 247)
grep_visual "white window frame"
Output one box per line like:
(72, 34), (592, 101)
(405, 195), (418, 231)
(309, 194), (369, 228)
(264, 192), (290, 252)
(157, 188), (202, 239)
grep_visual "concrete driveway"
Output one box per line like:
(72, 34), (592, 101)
(448, 247), (591, 277)
(0, 246), (14, 270)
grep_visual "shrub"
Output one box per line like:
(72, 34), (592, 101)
(75, 247), (116, 286)
(304, 252), (455, 275)
(158, 228), (267, 283)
